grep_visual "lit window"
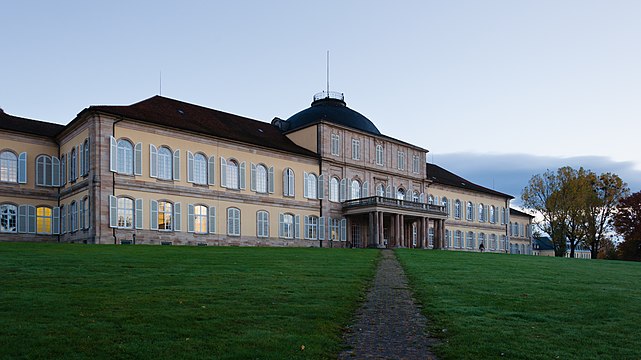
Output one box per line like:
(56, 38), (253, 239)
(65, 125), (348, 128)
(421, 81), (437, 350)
(329, 177), (339, 202)
(0, 151), (17, 182)
(257, 210), (269, 238)
(158, 201), (173, 231)
(0, 204), (17, 232)
(116, 139), (133, 174)
(375, 145), (384, 166)
(193, 205), (208, 234)
(157, 147), (173, 180)
(36, 206), (52, 234)
(227, 208), (241, 236)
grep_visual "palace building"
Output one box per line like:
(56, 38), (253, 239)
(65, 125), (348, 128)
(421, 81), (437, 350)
(0, 92), (532, 253)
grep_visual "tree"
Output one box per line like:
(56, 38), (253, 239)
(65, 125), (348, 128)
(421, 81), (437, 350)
(583, 173), (629, 259)
(613, 191), (641, 261)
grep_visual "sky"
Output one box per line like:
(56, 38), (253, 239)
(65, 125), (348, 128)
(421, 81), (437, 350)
(2, 0), (640, 201)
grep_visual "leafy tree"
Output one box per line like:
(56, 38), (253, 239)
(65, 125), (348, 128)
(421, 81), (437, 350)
(613, 191), (641, 261)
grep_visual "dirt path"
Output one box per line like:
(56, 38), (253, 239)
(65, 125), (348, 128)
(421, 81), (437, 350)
(338, 249), (438, 359)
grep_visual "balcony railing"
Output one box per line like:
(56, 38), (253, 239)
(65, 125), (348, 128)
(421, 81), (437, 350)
(313, 91), (344, 101)
(342, 196), (447, 215)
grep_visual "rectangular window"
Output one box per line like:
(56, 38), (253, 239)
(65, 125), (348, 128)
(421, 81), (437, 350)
(304, 216), (318, 240)
(331, 134), (340, 156)
(257, 211), (269, 238)
(227, 208), (240, 236)
(351, 139), (360, 160)
(375, 145), (384, 166)
(412, 155), (420, 173)
(397, 151), (405, 170)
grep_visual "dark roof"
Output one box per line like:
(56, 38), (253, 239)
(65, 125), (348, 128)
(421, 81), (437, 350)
(426, 163), (513, 199)
(283, 96), (381, 135)
(533, 237), (554, 251)
(0, 109), (64, 138)
(510, 207), (535, 218)
(84, 96), (317, 157)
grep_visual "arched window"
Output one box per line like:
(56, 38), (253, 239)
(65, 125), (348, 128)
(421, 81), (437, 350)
(255, 164), (268, 193)
(305, 215), (318, 240)
(490, 234), (497, 250)
(157, 147), (173, 180)
(350, 180), (361, 200)
(454, 200), (462, 219)
(283, 168), (295, 197)
(490, 206), (496, 223)
(442, 197), (449, 216)
(412, 191), (419, 202)
(117, 139), (133, 174)
(0, 204), (17, 232)
(116, 197), (134, 229)
(376, 184), (385, 197)
(193, 153), (207, 185)
(329, 177), (340, 202)
(478, 233), (486, 248)
(158, 201), (173, 231)
(0, 151), (17, 182)
(514, 222), (520, 237)
(227, 207), (241, 236)
(375, 144), (384, 166)
(466, 201), (473, 221)
(306, 173), (317, 199)
(193, 205), (208, 234)
(83, 138), (90, 176)
(36, 206), (52, 234)
(36, 155), (52, 186)
(70, 147), (77, 181)
(70, 201), (78, 232)
(478, 203), (485, 222)
(454, 230), (462, 248)
(428, 195), (434, 205)
(226, 160), (239, 189)
(280, 213), (294, 239)
(396, 188), (405, 200)
(257, 210), (269, 238)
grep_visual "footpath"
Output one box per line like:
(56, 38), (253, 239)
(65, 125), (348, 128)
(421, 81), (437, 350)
(338, 249), (438, 359)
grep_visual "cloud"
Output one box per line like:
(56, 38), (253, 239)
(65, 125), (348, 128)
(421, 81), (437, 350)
(432, 153), (641, 205)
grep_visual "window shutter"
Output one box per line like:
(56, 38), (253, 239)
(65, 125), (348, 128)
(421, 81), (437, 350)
(17, 205), (27, 233)
(362, 181), (369, 198)
(303, 216), (309, 239)
(173, 149), (180, 180)
(79, 202), (85, 230)
(220, 157), (227, 187)
(187, 151), (194, 183)
(340, 178), (347, 202)
(67, 205), (72, 232)
(318, 174), (325, 199)
(60, 155), (66, 186)
(135, 199), (143, 229)
(150, 200), (158, 230)
(149, 144), (158, 178)
(303, 172), (309, 198)
(16, 152), (27, 183)
(52, 156), (60, 187)
(74, 146), (80, 181)
(79, 142), (84, 176)
(282, 170), (288, 196)
(66, 152), (71, 181)
(208, 156), (216, 185)
(131, 142), (142, 176)
(279, 213), (284, 237)
(188, 204), (194, 233)
(250, 163), (257, 191)
(55, 206), (65, 233)
(239, 161), (246, 190)
(174, 203), (181, 231)
(27, 205), (36, 233)
(61, 206), (66, 234)
(110, 136), (117, 172)
(85, 197), (91, 229)
(319, 216), (325, 240)
(268, 166), (274, 194)
(340, 218), (347, 241)
(393, 186), (398, 199)
(84, 138), (90, 176)
(209, 206), (216, 234)
(294, 215), (300, 239)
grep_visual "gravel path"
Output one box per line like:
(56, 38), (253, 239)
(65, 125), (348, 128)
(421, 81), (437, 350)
(338, 250), (438, 360)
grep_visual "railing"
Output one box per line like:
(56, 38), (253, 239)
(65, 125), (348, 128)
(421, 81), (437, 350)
(342, 196), (447, 214)
(313, 91), (344, 101)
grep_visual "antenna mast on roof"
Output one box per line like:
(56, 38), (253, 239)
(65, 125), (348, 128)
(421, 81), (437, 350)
(326, 50), (330, 94)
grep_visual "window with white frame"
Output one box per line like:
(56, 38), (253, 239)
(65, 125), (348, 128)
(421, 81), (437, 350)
(257, 210), (269, 238)
(305, 173), (317, 199)
(226, 160), (239, 189)
(454, 200), (462, 219)
(82, 138), (90, 176)
(192, 153), (207, 185)
(331, 134), (340, 156)
(396, 188), (405, 200)
(305, 215), (318, 240)
(0, 204), (17, 232)
(70, 147), (77, 181)
(412, 154), (420, 173)
(279, 213), (295, 239)
(375, 144), (384, 166)
(283, 168), (295, 197)
(397, 151), (405, 170)
(329, 177), (339, 202)
(478, 203), (485, 222)
(376, 184), (385, 197)
(157, 147), (173, 180)
(350, 180), (361, 200)
(227, 207), (240, 236)
(454, 230), (462, 248)
(193, 205), (208, 234)
(36, 206), (52, 234)
(466, 201), (473, 221)
(0, 151), (17, 182)
(466, 231), (474, 249)
(254, 164), (268, 193)
(116, 139), (134, 174)
(70, 201), (78, 232)
(36, 155), (53, 186)
(329, 218), (340, 240)
(442, 197), (449, 216)
(158, 201), (173, 231)
(351, 139), (360, 160)
(490, 205), (496, 223)
(116, 197), (133, 229)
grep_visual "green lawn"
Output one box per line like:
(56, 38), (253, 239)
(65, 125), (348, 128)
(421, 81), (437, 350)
(396, 249), (641, 360)
(0, 243), (379, 360)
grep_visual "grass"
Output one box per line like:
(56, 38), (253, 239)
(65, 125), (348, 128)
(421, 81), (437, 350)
(396, 249), (641, 360)
(0, 243), (379, 360)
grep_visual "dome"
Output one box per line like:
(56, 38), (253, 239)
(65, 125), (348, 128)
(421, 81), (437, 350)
(281, 91), (381, 135)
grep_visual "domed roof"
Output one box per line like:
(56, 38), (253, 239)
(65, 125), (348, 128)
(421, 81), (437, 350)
(282, 92), (381, 135)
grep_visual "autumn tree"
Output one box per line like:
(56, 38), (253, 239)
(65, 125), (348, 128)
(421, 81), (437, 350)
(613, 191), (641, 261)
